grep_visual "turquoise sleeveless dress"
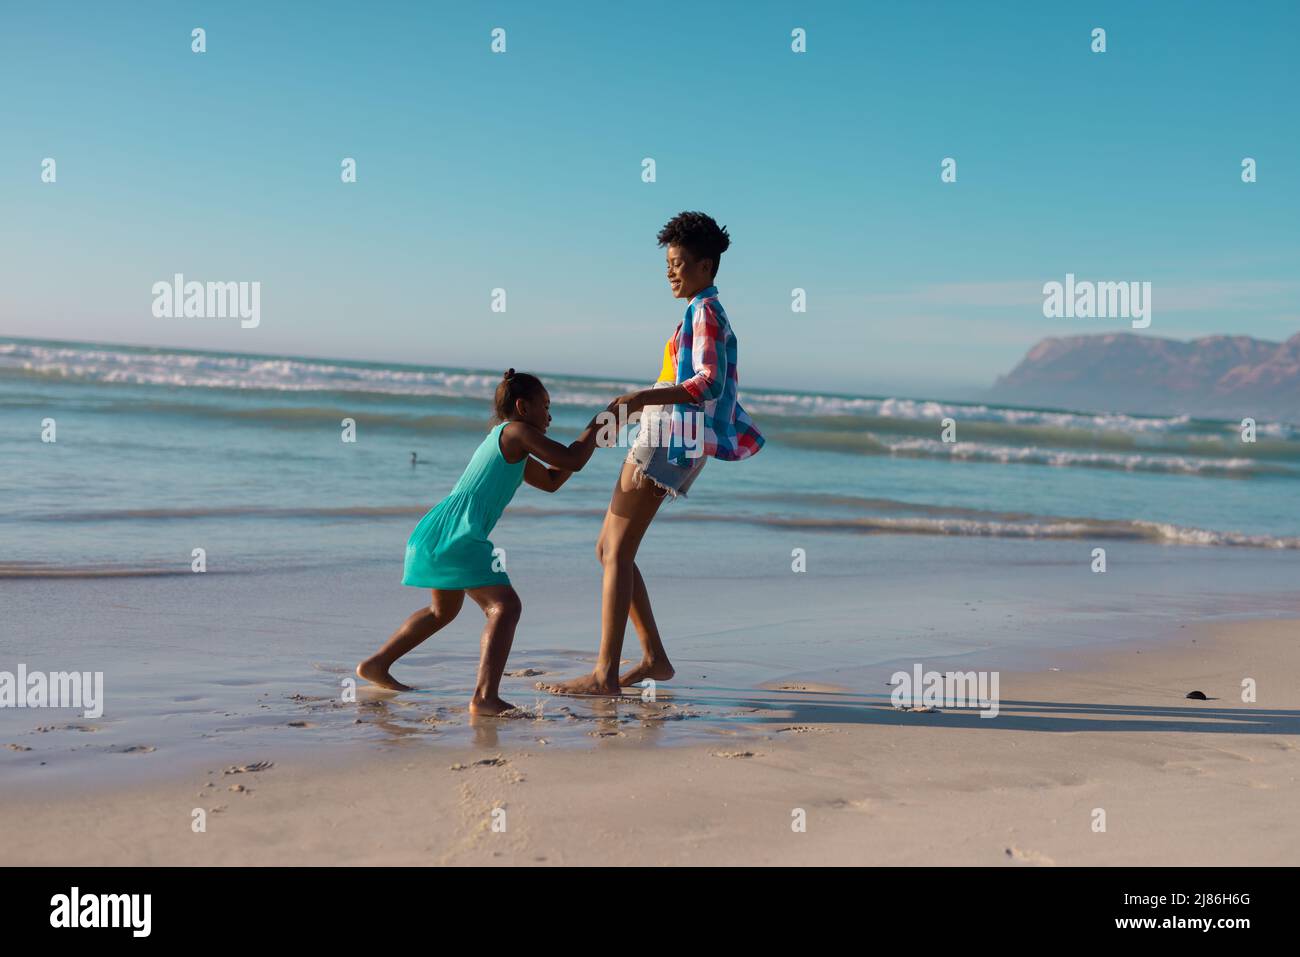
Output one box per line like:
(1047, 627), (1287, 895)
(402, 423), (526, 590)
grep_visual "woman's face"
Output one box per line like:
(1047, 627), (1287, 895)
(666, 245), (713, 300)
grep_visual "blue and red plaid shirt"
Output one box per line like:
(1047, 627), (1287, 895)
(662, 285), (764, 465)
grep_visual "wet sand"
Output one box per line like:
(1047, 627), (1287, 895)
(3, 616), (1297, 866)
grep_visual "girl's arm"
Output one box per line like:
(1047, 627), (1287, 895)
(502, 402), (615, 473)
(523, 456), (572, 493)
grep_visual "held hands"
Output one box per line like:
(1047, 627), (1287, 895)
(611, 390), (648, 415)
(582, 396), (629, 447)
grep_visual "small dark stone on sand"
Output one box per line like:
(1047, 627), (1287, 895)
(1186, 690), (1208, 700)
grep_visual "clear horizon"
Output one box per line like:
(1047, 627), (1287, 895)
(5, 324), (1300, 408)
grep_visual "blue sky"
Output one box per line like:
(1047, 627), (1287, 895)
(2, 0), (1297, 397)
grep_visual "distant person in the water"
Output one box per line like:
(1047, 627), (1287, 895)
(357, 370), (618, 714)
(410, 451), (420, 466)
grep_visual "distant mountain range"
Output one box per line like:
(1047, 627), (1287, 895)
(987, 332), (1300, 421)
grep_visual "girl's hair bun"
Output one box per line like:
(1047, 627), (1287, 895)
(491, 369), (545, 423)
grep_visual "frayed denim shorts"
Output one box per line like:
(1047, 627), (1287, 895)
(625, 383), (706, 500)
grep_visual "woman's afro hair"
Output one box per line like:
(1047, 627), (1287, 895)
(657, 211), (730, 277)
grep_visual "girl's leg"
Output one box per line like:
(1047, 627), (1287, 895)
(465, 584), (523, 715)
(357, 589), (465, 691)
(543, 462), (664, 696)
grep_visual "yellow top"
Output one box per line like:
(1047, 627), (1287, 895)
(656, 335), (676, 385)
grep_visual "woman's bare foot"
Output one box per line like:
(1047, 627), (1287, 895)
(356, 659), (413, 692)
(469, 694), (517, 715)
(536, 673), (622, 697)
(619, 659), (675, 687)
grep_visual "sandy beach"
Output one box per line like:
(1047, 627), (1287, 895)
(4, 616), (1295, 867)
(5, 0), (1299, 897)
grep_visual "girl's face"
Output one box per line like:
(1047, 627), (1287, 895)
(517, 388), (551, 433)
(666, 244), (713, 300)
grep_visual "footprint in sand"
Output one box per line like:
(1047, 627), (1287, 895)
(1005, 846), (1054, 866)
(311, 663), (351, 674)
(1158, 760), (1208, 776)
(826, 797), (872, 812)
(223, 761), (274, 775)
(450, 756), (509, 770)
(641, 710), (699, 723)
(35, 723), (98, 733)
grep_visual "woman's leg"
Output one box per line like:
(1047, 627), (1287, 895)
(542, 462), (665, 696)
(465, 584), (523, 714)
(592, 475), (676, 685)
(619, 563), (675, 686)
(357, 589), (465, 690)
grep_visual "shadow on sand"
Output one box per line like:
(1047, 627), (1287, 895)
(714, 686), (1300, 736)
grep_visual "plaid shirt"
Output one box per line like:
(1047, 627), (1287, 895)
(664, 286), (764, 465)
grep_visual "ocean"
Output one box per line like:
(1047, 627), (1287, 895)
(3, 336), (1300, 783)
(4, 335), (1300, 574)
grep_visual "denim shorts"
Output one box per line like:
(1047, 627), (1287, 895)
(625, 384), (706, 500)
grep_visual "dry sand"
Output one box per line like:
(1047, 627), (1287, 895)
(2, 617), (1296, 866)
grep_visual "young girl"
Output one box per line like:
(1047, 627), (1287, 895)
(357, 370), (615, 714)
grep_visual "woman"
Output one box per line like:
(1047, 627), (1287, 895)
(541, 211), (764, 697)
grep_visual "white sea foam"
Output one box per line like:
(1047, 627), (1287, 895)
(0, 342), (545, 400)
(882, 437), (1273, 476)
(3, 340), (1297, 440)
(745, 392), (1227, 435)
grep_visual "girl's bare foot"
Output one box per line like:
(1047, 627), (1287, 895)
(469, 694), (517, 715)
(619, 659), (675, 687)
(536, 673), (622, 697)
(356, 659), (413, 692)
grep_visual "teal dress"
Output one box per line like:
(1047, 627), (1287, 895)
(402, 423), (526, 590)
